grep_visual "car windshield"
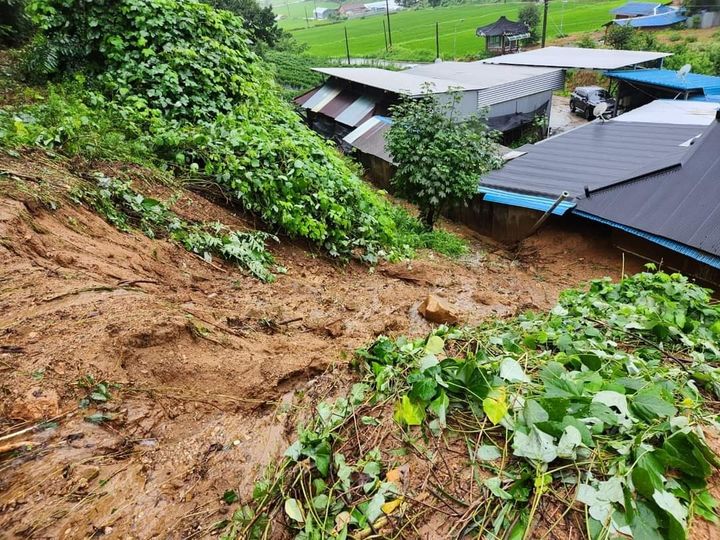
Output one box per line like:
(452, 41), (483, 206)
(590, 89), (610, 99)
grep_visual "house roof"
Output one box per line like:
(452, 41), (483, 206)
(482, 46), (671, 70)
(312, 67), (467, 95)
(294, 83), (376, 127)
(404, 62), (561, 89)
(612, 9), (687, 28)
(312, 63), (562, 95)
(610, 2), (660, 17)
(611, 99), (720, 125)
(575, 118), (720, 264)
(480, 120), (705, 202)
(343, 116), (394, 163)
(476, 16), (529, 37)
(605, 68), (720, 94)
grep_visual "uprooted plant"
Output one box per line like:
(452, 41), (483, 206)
(72, 173), (280, 282)
(222, 269), (720, 539)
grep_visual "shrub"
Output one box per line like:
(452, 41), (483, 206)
(518, 3), (540, 43)
(0, 0), (32, 47)
(386, 91), (501, 230)
(22, 0), (430, 261)
(575, 33), (596, 49)
(605, 24), (636, 50)
(207, 0), (285, 48)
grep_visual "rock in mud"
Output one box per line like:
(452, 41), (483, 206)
(10, 387), (60, 421)
(418, 294), (461, 325)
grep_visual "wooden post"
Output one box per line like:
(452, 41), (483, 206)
(436, 22), (440, 60)
(385, 0), (393, 47)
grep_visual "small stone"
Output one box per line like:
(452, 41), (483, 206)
(10, 387), (60, 421)
(418, 294), (461, 325)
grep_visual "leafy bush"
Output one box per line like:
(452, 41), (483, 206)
(207, 0), (285, 48)
(263, 50), (326, 94)
(518, 2), (540, 43)
(606, 24), (637, 50)
(575, 33), (596, 48)
(20, 0), (432, 261)
(386, 90), (501, 229)
(241, 269), (720, 538)
(0, 0), (32, 47)
(73, 174), (279, 281)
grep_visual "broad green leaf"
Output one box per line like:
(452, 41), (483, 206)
(653, 489), (687, 529)
(523, 399), (549, 427)
(429, 390), (449, 428)
(499, 358), (530, 383)
(284, 498), (304, 523)
(476, 444), (502, 462)
(631, 391), (677, 421)
(393, 395), (426, 426)
(556, 425), (583, 459)
(483, 387), (508, 425)
(424, 335), (444, 355)
(484, 477), (513, 500)
(513, 426), (557, 463)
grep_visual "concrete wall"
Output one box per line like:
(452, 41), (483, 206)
(446, 197), (545, 243)
(687, 11), (720, 29)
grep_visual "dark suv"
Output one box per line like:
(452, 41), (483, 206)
(570, 86), (616, 119)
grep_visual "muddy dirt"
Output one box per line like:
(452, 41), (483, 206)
(0, 149), (642, 538)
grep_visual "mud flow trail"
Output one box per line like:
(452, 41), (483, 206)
(0, 152), (633, 538)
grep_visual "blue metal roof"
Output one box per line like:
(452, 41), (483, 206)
(612, 9), (687, 27)
(479, 187), (575, 215)
(611, 2), (659, 16)
(605, 68), (720, 93)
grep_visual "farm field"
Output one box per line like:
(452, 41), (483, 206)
(285, 0), (626, 59)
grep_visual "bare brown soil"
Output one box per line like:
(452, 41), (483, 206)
(0, 149), (639, 538)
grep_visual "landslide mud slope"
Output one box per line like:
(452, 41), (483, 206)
(0, 151), (631, 538)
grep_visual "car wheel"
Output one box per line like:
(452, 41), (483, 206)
(570, 101), (576, 113)
(586, 106), (594, 120)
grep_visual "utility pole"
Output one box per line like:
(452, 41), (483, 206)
(541, 0), (549, 48)
(383, 20), (388, 51)
(435, 22), (440, 60)
(345, 27), (351, 65)
(304, 6), (309, 28)
(385, 0), (393, 47)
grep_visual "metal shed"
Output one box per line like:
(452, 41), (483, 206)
(482, 46), (671, 70)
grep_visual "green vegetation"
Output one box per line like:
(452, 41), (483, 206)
(0, 0), (470, 264)
(286, 0), (625, 59)
(386, 91), (501, 229)
(0, 0), (31, 46)
(230, 269), (720, 538)
(518, 1), (541, 44)
(73, 174), (280, 281)
(208, 0), (285, 48)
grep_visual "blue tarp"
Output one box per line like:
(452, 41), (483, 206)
(613, 10), (687, 27)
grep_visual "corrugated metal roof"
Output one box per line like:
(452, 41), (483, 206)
(605, 68), (720, 92)
(574, 120), (720, 259)
(612, 99), (719, 125)
(611, 2), (660, 16)
(343, 116), (394, 163)
(319, 89), (359, 119)
(477, 69), (564, 107)
(482, 46), (671, 70)
(313, 67), (467, 95)
(480, 118), (705, 199)
(335, 95), (377, 127)
(405, 62), (561, 90)
(479, 187), (575, 215)
(613, 10), (686, 27)
(303, 84), (342, 111)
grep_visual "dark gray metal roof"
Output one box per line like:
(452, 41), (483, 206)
(575, 120), (720, 258)
(480, 121), (706, 199)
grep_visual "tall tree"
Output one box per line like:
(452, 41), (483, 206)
(386, 90), (501, 230)
(518, 3), (540, 44)
(209, 0), (284, 48)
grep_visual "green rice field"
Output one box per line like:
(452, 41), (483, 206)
(280, 0), (626, 59)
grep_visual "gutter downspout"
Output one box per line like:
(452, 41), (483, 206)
(523, 191), (570, 238)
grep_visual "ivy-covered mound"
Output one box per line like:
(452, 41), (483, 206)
(231, 270), (720, 539)
(18, 0), (411, 261)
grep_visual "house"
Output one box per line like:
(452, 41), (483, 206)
(474, 100), (720, 283)
(294, 62), (565, 180)
(476, 16), (531, 56)
(338, 3), (368, 17)
(364, 0), (401, 14)
(605, 68), (720, 111)
(610, 3), (687, 28)
(313, 7), (337, 19)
